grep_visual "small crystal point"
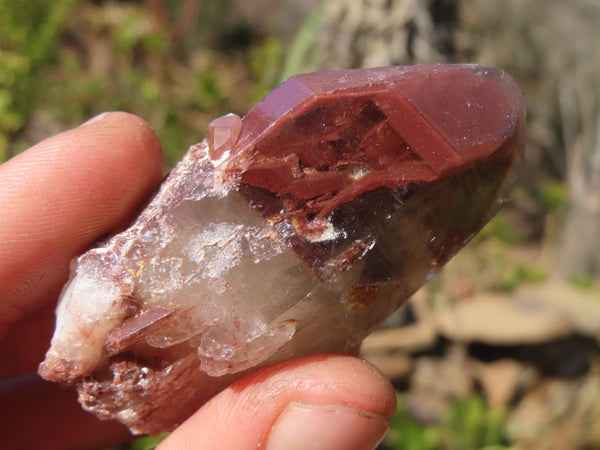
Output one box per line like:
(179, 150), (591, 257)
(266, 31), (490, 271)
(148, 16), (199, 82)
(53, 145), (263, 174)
(207, 113), (242, 163)
(39, 64), (524, 433)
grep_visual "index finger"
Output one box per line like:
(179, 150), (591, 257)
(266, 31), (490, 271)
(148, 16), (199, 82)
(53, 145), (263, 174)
(0, 112), (164, 337)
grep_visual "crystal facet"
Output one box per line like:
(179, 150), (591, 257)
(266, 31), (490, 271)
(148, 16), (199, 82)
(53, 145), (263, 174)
(39, 64), (525, 433)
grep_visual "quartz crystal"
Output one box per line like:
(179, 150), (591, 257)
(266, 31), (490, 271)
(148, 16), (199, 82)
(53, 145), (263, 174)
(39, 64), (525, 434)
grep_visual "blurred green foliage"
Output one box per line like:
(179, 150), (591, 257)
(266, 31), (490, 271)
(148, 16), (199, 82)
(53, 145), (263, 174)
(248, 35), (284, 101)
(538, 179), (569, 212)
(383, 395), (440, 450)
(382, 394), (510, 450)
(0, 0), (309, 166)
(248, 9), (323, 102)
(279, 9), (323, 81)
(479, 214), (519, 246)
(496, 261), (547, 292)
(461, 213), (548, 293)
(570, 273), (595, 291)
(441, 395), (509, 450)
(0, 0), (76, 159)
(106, 433), (168, 450)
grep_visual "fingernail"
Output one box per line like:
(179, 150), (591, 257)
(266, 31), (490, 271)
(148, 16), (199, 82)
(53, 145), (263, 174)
(266, 402), (389, 450)
(80, 112), (110, 127)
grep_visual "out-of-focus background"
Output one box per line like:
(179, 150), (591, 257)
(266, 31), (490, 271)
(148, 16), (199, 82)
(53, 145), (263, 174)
(2, 0), (599, 448)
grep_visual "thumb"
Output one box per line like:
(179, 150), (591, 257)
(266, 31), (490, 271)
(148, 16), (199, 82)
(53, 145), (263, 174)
(159, 355), (396, 450)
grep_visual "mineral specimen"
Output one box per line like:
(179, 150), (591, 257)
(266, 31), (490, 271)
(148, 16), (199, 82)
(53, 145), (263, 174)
(39, 64), (525, 434)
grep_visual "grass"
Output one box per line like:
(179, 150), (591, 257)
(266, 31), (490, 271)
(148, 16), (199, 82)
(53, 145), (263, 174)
(381, 393), (511, 450)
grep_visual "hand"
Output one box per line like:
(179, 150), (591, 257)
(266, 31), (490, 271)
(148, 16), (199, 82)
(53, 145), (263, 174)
(0, 113), (396, 450)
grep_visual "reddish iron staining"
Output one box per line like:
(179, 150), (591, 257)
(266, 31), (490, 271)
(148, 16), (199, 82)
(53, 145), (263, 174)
(323, 236), (375, 276)
(344, 284), (382, 311)
(216, 65), (523, 274)
(221, 65), (523, 238)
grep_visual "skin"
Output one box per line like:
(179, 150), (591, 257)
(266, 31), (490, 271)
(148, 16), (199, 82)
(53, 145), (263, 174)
(0, 112), (396, 449)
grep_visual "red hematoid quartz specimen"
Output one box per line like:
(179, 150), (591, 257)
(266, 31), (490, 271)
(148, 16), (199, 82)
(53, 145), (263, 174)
(39, 64), (525, 434)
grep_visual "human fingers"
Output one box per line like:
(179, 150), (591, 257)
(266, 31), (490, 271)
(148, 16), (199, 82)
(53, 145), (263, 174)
(160, 354), (396, 450)
(0, 112), (164, 376)
(0, 113), (164, 449)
